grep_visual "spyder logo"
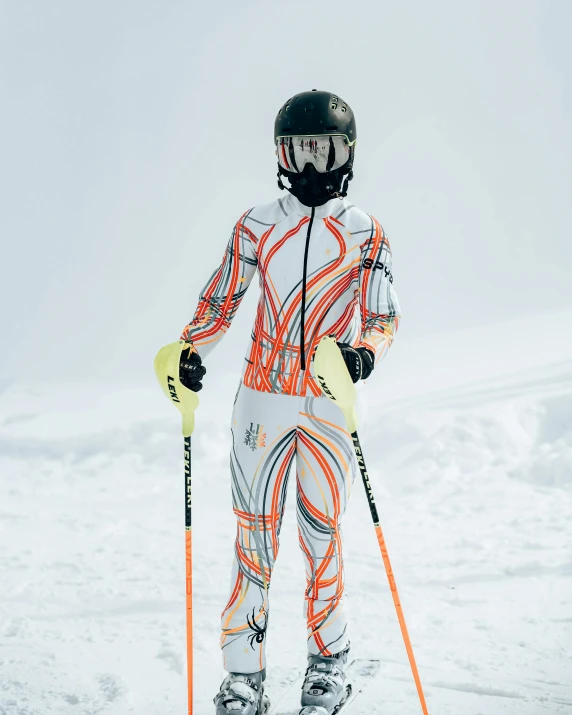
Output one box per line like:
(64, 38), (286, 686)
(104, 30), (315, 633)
(363, 258), (394, 283)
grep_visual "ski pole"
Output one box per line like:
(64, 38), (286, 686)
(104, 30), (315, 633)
(184, 435), (193, 715)
(154, 342), (200, 715)
(313, 336), (429, 715)
(351, 431), (429, 715)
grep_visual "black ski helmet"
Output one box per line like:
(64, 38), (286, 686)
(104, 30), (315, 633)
(274, 90), (357, 144)
(275, 90), (356, 206)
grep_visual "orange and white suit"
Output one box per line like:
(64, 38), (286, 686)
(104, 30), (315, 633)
(181, 192), (400, 673)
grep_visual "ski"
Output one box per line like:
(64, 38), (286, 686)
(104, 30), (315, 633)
(268, 659), (379, 715)
(339, 659), (380, 713)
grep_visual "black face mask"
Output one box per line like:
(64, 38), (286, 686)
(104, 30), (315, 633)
(284, 163), (347, 207)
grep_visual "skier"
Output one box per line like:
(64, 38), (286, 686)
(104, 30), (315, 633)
(178, 90), (401, 715)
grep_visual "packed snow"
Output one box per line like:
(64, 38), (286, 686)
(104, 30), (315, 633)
(1, 310), (571, 714)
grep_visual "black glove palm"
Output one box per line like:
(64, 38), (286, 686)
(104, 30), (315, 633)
(179, 345), (206, 392)
(337, 342), (375, 383)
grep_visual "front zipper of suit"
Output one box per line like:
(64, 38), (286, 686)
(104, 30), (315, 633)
(300, 207), (315, 371)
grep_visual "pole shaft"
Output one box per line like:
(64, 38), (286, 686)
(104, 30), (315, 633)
(184, 436), (193, 715)
(351, 431), (429, 715)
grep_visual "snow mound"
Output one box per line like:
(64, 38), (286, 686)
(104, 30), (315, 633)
(511, 394), (572, 488)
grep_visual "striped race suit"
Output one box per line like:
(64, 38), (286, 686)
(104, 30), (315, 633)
(181, 192), (401, 674)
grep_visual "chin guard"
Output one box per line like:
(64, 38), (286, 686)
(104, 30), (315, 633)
(277, 160), (353, 205)
(154, 341), (200, 436)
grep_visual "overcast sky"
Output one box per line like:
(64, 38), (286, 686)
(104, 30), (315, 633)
(1, 0), (570, 384)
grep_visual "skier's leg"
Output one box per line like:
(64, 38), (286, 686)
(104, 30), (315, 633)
(220, 383), (298, 675)
(296, 393), (357, 658)
(295, 394), (356, 712)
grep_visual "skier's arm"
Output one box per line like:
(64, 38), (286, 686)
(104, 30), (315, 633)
(180, 212), (258, 360)
(357, 217), (401, 365)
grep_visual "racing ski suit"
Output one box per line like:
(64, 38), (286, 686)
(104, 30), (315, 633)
(181, 192), (401, 674)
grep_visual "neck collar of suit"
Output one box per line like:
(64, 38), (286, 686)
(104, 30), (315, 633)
(285, 193), (348, 220)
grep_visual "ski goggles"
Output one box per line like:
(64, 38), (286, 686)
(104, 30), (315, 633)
(276, 134), (353, 174)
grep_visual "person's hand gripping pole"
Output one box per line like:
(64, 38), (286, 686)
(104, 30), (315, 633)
(154, 340), (202, 437)
(154, 340), (202, 715)
(313, 336), (430, 715)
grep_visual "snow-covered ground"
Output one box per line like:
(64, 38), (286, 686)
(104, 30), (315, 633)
(1, 310), (572, 714)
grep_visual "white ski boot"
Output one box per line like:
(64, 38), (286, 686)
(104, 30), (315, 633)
(214, 670), (270, 714)
(299, 647), (351, 715)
